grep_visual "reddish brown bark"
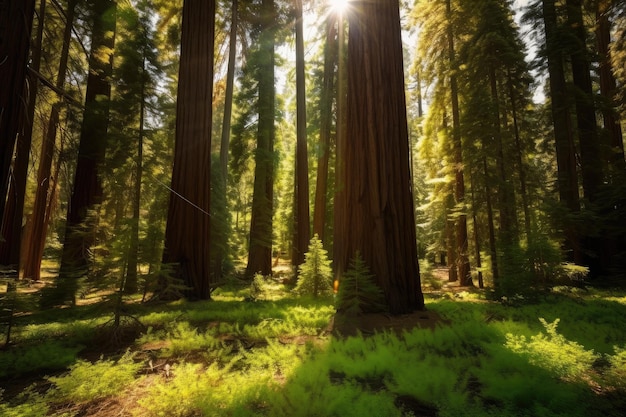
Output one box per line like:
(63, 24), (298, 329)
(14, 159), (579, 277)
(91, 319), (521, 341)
(162, 0), (215, 299)
(335, 0), (424, 314)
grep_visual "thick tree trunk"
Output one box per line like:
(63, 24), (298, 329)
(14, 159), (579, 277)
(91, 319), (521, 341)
(336, 0), (424, 314)
(0, 0), (36, 225)
(246, 0), (275, 278)
(0, 0), (46, 269)
(56, 0), (116, 305)
(162, 0), (215, 299)
(292, 0), (310, 269)
(542, 0), (581, 263)
(312, 17), (337, 241)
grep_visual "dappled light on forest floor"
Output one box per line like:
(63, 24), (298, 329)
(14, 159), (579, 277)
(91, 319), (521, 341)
(2, 272), (626, 416)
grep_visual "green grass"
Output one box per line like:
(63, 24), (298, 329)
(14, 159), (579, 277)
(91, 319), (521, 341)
(1, 283), (626, 416)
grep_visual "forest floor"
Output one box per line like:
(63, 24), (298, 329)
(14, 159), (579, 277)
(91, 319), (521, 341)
(2, 264), (626, 416)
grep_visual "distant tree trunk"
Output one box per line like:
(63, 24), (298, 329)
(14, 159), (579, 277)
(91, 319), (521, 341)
(333, 9), (347, 278)
(124, 53), (146, 294)
(292, 0), (310, 270)
(220, 0), (237, 184)
(507, 71), (532, 241)
(469, 168), (484, 288)
(482, 155), (499, 285)
(596, 0), (624, 169)
(213, 0), (238, 281)
(445, 196), (458, 283)
(446, 0), (471, 286)
(23, 0), (78, 282)
(312, 17), (336, 241)
(542, 0), (581, 263)
(162, 0), (215, 299)
(0, 0), (45, 268)
(246, 0), (276, 278)
(0, 0), (36, 225)
(488, 63), (518, 245)
(336, 0), (424, 314)
(55, 0), (116, 305)
(566, 0), (602, 204)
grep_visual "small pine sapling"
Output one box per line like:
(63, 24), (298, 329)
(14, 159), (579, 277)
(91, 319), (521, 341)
(295, 234), (333, 297)
(336, 252), (386, 316)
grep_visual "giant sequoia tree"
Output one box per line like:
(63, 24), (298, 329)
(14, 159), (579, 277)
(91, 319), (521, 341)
(335, 0), (424, 314)
(162, 0), (215, 299)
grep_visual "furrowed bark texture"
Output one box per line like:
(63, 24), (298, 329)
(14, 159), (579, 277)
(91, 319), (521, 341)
(162, 0), (215, 299)
(336, 0), (424, 314)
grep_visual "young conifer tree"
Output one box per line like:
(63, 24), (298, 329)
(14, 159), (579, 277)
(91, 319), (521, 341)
(336, 252), (386, 317)
(296, 234), (333, 297)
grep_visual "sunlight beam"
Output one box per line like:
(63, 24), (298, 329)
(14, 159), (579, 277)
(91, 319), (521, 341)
(329, 0), (350, 15)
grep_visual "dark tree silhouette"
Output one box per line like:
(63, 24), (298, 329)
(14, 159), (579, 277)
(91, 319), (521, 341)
(0, 0), (36, 243)
(54, 0), (117, 305)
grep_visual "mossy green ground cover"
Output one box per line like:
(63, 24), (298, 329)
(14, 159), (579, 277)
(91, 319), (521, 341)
(1, 281), (626, 416)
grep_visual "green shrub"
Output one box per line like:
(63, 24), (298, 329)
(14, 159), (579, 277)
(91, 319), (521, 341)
(47, 351), (142, 403)
(505, 318), (597, 379)
(295, 234), (333, 297)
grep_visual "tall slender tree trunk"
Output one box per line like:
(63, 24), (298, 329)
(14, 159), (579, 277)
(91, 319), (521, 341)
(566, 0), (602, 204)
(542, 0), (581, 263)
(213, 0), (238, 281)
(124, 52), (146, 294)
(0, 0), (46, 268)
(162, 0), (215, 299)
(55, 0), (116, 305)
(23, 0), (78, 282)
(507, 71), (532, 241)
(488, 64), (518, 245)
(469, 168), (484, 288)
(446, 0), (471, 286)
(445, 195), (458, 283)
(292, 0), (310, 269)
(482, 155), (499, 285)
(220, 0), (237, 184)
(0, 0), (36, 225)
(312, 16), (337, 241)
(333, 9), (347, 278)
(246, 0), (275, 278)
(596, 0), (624, 168)
(336, 0), (424, 314)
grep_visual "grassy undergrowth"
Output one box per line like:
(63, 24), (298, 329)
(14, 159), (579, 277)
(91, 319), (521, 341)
(1, 282), (626, 416)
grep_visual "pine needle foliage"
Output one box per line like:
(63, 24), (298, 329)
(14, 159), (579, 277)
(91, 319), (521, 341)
(295, 234), (333, 297)
(336, 252), (386, 316)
